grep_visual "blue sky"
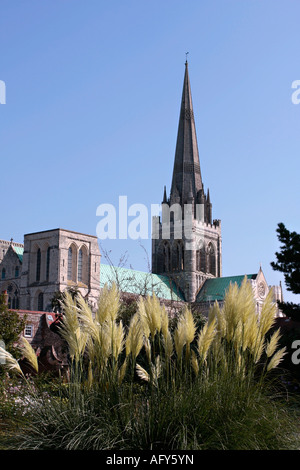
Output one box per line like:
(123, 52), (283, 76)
(0, 1), (299, 302)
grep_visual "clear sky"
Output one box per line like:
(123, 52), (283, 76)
(0, 0), (299, 302)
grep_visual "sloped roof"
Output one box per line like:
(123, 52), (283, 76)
(100, 264), (185, 302)
(196, 274), (257, 303)
(12, 246), (24, 263)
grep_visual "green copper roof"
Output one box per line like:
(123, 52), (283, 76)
(100, 264), (185, 302)
(196, 274), (257, 303)
(12, 246), (24, 263)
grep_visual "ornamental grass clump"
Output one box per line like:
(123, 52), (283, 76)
(1, 279), (298, 451)
(206, 277), (287, 382)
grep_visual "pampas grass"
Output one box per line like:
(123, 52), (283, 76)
(267, 347), (287, 372)
(197, 317), (217, 363)
(1, 279), (299, 451)
(125, 313), (144, 359)
(19, 337), (38, 373)
(0, 346), (24, 376)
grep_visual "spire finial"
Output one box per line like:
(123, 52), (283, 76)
(185, 52), (189, 64)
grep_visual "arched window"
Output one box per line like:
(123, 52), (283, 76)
(1, 268), (5, 280)
(177, 242), (184, 270)
(36, 248), (41, 282)
(67, 244), (77, 282)
(78, 248), (83, 282)
(79, 245), (88, 285)
(38, 292), (44, 311)
(196, 250), (200, 271)
(207, 243), (216, 276)
(46, 247), (51, 281)
(15, 293), (19, 309)
(12, 291), (19, 310)
(163, 242), (171, 273)
(15, 266), (19, 277)
(172, 241), (183, 271)
(68, 247), (73, 280)
(200, 246), (206, 273)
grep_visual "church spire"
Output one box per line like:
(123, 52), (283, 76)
(162, 185), (167, 203)
(170, 61), (203, 207)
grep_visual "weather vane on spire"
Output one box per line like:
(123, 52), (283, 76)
(185, 52), (189, 63)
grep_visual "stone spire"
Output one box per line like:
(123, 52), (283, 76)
(170, 61), (203, 207)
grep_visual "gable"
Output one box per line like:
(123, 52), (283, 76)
(12, 246), (24, 263)
(1, 245), (23, 267)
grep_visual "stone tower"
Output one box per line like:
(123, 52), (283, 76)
(19, 228), (101, 312)
(152, 61), (222, 302)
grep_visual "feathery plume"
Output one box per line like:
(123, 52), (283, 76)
(174, 317), (186, 361)
(76, 295), (98, 340)
(253, 336), (265, 364)
(267, 347), (287, 372)
(96, 283), (120, 324)
(183, 307), (196, 346)
(209, 301), (225, 340)
(191, 350), (199, 376)
(222, 282), (241, 342)
(197, 317), (216, 362)
(136, 363), (150, 382)
(0, 346), (24, 376)
(58, 291), (84, 360)
(19, 337), (38, 373)
(152, 355), (162, 385)
(136, 356), (161, 387)
(242, 313), (259, 353)
(160, 304), (169, 340)
(118, 358), (128, 384)
(144, 337), (152, 363)
(137, 297), (150, 338)
(265, 328), (281, 358)
(143, 294), (162, 338)
(111, 321), (125, 360)
(97, 322), (113, 362)
(162, 329), (173, 360)
(126, 313), (144, 359)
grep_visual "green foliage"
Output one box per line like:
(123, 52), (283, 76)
(271, 222), (300, 320)
(1, 281), (300, 450)
(0, 294), (26, 359)
(117, 297), (138, 329)
(50, 286), (81, 313)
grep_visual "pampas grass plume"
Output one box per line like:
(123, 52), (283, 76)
(20, 336), (38, 373)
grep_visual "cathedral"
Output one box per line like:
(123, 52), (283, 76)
(0, 62), (284, 342)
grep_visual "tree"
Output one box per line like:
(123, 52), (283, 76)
(0, 293), (27, 359)
(50, 286), (81, 313)
(271, 222), (300, 320)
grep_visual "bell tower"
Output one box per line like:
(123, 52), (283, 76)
(152, 61), (222, 302)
